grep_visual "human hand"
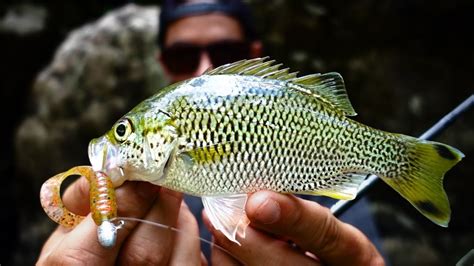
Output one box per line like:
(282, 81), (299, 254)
(37, 177), (205, 265)
(205, 191), (384, 265)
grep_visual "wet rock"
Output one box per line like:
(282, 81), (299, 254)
(16, 3), (164, 181)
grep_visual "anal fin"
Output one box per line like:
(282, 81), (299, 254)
(202, 194), (249, 245)
(299, 172), (368, 200)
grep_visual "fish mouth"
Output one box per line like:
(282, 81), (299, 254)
(88, 136), (124, 185)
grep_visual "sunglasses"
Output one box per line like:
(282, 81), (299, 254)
(161, 40), (251, 75)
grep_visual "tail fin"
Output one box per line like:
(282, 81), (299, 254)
(380, 138), (464, 227)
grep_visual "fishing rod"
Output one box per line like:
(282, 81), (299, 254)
(331, 94), (474, 217)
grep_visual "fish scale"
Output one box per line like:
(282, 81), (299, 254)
(88, 58), (463, 243)
(177, 76), (442, 192)
(164, 82), (372, 195)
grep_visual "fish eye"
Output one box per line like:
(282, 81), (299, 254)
(114, 118), (132, 142)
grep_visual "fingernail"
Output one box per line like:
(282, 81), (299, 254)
(251, 193), (280, 224)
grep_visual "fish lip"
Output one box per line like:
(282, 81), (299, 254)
(88, 136), (119, 172)
(88, 136), (126, 186)
(88, 136), (104, 171)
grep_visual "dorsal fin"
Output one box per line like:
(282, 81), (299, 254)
(205, 57), (356, 116)
(205, 57), (298, 81)
(290, 72), (357, 116)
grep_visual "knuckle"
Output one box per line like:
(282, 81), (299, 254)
(372, 255), (386, 266)
(115, 187), (156, 217)
(41, 247), (100, 265)
(61, 250), (91, 265)
(120, 241), (170, 266)
(330, 223), (385, 266)
(309, 207), (341, 252)
(360, 244), (385, 266)
(289, 198), (306, 228)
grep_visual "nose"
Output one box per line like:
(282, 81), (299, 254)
(195, 51), (213, 75)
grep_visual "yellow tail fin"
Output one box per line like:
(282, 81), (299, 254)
(380, 138), (464, 227)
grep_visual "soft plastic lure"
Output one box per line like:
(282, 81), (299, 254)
(40, 166), (118, 247)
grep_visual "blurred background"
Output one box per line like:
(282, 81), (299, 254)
(1, 0), (472, 265)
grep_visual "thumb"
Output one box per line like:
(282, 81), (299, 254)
(246, 191), (384, 265)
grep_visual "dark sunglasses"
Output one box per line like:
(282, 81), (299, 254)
(161, 40), (251, 75)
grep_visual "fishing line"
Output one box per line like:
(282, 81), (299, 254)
(331, 94), (474, 217)
(110, 216), (242, 263)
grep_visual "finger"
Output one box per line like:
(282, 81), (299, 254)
(38, 181), (160, 264)
(168, 202), (202, 266)
(201, 253), (208, 266)
(39, 222), (74, 258)
(118, 187), (182, 265)
(39, 215), (124, 265)
(203, 212), (319, 265)
(246, 191), (384, 265)
(210, 236), (241, 266)
(62, 176), (90, 215)
(201, 211), (241, 265)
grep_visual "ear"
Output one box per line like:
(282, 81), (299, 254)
(249, 40), (263, 58)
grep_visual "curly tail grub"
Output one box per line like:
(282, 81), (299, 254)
(40, 166), (118, 228)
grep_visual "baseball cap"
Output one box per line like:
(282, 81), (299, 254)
(157, 0), (257, 47)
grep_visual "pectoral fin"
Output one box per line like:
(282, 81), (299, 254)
(202, 194), (249, 245)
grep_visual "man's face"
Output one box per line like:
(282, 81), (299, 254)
(160, 13), (261, 83)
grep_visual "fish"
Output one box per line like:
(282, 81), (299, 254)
(88, 57), (464, 244)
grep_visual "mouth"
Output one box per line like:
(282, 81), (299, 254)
(88, 136), (125, 184)
(89, 136), (113, 171)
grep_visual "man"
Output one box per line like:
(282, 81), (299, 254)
(38, 0), (385, 264)
(157, 0), (262, 83)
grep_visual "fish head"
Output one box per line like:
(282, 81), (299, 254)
(88, 110), (179, 185)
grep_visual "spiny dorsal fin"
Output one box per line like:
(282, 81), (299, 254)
(204, 57), (356, 116)
(205, 57), (298, 81)
(291, 72), (357, 116)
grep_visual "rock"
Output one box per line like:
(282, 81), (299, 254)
(16, 3), (164, 179)
(13, 4), (165, 264)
